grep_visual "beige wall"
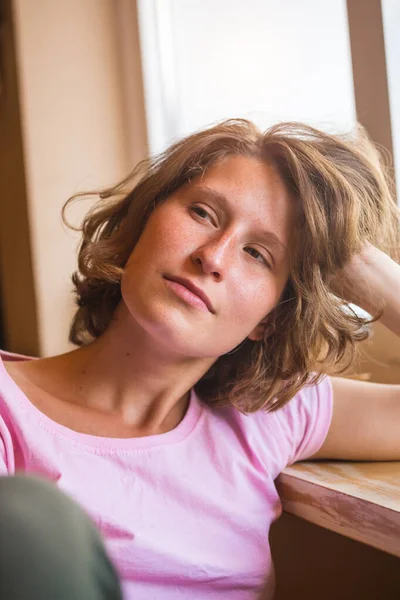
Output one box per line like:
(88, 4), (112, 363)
(347, 0), (395, 181)
(1, 0), (147, 356)
(355, 321), (400, 384)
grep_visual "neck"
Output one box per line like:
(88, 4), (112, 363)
(58, 303), (215, 434)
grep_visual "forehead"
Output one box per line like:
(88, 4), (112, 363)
(186, 155), (298, 244)
(197, 155), (290, 199)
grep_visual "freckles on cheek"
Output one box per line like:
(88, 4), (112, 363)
(154, 220), (195, 253)
(234, 282), (260, 312)
(234, 281), (276, 320)
(155, 231), (193, 255)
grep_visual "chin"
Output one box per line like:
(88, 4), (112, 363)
(122, 299), (202, 355)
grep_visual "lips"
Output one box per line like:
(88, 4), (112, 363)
(164, 276), (215, 313)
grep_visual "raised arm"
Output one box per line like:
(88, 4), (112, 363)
(311, 243), (400, 460)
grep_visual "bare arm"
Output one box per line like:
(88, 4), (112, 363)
(311, 243), (400, 460)
(333, 242), (400, 336)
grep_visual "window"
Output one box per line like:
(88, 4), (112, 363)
(137, 0), (356, 154)
(382, 0), (400, 193)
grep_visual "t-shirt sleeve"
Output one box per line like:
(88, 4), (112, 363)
(0, 415), (11, 475)
(270, 375), (334, 468)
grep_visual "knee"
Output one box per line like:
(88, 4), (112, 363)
(0, 472), (68, 513)
(0, 475), (122, 599)
(0, 474), (97, 558)
(0, 473), (80, 520)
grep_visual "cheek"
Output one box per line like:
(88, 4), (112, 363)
(230, 277), (286, 324)
(123, 207), (194, 288)
(139, 208), (193, 257)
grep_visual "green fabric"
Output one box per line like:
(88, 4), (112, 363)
(0, 474), (123, 600)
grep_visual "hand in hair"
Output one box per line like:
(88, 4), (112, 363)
(329, 241), (400, 336)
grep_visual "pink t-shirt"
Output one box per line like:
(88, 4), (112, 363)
(0, 350), (333, 599)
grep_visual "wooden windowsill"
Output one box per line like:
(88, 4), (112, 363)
(275, 461), (400, 557)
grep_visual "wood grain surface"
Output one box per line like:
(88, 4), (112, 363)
(276, 461), (400, 557)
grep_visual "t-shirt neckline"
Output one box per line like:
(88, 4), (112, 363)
(0, 350), (204, 452)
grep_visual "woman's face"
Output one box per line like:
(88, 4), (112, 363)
(121, 155), (296, 358)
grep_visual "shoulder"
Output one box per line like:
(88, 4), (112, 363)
(271, 375), (333, 464)
(0, 349), (36, 362)
(0, 349), (37, 382)
(0, 350), (37, 474)
(200, 376), (333, 476)
(235, 375), (334, 472)
(0, 351), (44, 401)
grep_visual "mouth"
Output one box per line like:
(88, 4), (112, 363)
(163, 276), (215, 314)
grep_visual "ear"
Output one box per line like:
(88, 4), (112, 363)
(248, 318), (274, 342)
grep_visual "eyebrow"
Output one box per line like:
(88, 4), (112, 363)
(190, 185), (288, 255)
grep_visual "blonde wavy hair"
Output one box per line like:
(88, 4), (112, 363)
(63, 119), (400, 413)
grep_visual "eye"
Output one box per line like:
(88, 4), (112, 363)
(189, 204), (215, 224)
(244, 246), (272, 268)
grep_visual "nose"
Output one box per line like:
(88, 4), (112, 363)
(191, 232), (235, 279)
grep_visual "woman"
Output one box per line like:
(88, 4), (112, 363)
(0, 119), (399, 599)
